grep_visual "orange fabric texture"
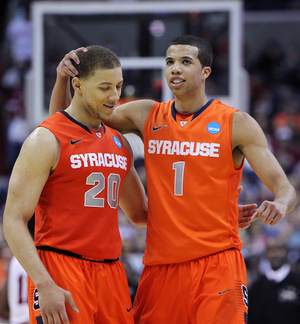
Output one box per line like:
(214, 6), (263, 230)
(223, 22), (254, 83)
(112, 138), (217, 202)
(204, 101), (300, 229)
(35, 111), (131, 260)
(28, 250), (134, 324)
(143, 99), (244, 265)
(134, 249), (248, 324)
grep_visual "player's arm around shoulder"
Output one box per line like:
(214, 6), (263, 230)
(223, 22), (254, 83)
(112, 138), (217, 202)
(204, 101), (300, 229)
(118, 133), (147, 226)
(106, 99), (156, 138)
(232, 111), (297, 226)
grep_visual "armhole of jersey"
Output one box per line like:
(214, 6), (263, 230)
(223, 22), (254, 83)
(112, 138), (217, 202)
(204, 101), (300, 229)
(229, 110), (245, 171)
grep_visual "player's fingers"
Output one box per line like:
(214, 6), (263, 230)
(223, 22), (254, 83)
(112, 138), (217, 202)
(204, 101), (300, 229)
(62, 65), (77, 78)
(264, 209), (277, 225)
(242, 203), (257, 211)
(62, 59), (78, 76)
(239, 223), (251, 229)
(73, 47), (87, 55)
(53, 312), (64, 324)
(255, 201), (269, 222)
(59, 311), (70, 324)
(241, 216), (251, 223)
(65, 49), (81, 64)
(251, 211), (259, 222)
(41, 315), (49, 324)
(237, 185), (243, 195)
(65, 291), (79, 314)
(41, 313), (51, 324)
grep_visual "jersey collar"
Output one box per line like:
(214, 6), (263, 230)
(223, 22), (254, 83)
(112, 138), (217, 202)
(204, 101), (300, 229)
(171, 99), (214, 121)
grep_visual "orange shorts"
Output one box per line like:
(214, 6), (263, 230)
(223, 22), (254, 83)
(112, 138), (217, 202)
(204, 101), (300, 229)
(28, 250), (134, 324)
(133, 248), (248, 324)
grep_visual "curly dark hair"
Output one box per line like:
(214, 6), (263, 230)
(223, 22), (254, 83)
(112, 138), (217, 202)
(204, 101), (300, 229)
(168, 35), (213, 67)
(72, 45), (121, 79)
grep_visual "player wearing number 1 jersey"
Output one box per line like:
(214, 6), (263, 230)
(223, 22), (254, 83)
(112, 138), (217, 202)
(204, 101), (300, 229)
(49, 36), (297, 324)
(143, 99), (242, 265)
(3, 45), (147, 324)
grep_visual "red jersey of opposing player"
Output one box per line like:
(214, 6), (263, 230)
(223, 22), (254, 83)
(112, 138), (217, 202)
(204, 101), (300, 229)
(34, 111), (131, 260)
(143, 99), (244, 265)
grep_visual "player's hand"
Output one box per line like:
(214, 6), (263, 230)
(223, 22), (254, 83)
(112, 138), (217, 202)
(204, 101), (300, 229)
(238, 203), (258, 229)
(237, 186), (257, 229)
(57, 47), (87, 78)
(251, 200), (287, 226)
(38, 282), (79, 324)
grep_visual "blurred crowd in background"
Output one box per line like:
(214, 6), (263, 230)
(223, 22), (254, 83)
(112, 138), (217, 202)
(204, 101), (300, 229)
(0, 0), (299, 321)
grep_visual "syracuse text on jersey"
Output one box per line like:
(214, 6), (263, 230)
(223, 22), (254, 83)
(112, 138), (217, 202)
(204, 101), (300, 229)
(148, 140), (220, 157)
(70, 152), (128, 170)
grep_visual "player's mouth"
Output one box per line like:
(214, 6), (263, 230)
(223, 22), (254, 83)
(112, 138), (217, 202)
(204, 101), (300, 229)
(170, 77), (185, 88)
(104, 103), (116, 109)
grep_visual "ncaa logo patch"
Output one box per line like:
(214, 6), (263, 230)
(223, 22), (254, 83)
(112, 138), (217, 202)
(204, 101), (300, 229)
(113, 136), (122, 148)
(207, 122), (221, 134)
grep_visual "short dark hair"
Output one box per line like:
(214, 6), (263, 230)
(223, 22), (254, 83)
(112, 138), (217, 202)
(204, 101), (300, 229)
(73, 45), (121, 79)
(168, 35), (213, 67)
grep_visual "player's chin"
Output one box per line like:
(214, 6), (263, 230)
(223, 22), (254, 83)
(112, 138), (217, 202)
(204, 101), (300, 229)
(101, 109), (115, 120)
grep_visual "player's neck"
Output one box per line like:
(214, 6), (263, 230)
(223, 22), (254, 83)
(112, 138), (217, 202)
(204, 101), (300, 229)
(174, 93), (208, 114)
(65, 104), (102, 131)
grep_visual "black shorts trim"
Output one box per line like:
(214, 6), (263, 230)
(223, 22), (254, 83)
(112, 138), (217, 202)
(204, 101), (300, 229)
(36, 246), (119, 263)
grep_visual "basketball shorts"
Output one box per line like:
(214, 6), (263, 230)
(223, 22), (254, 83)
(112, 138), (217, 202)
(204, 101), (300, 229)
(28, 250), (134, 324)
(133, 248), (248, 324)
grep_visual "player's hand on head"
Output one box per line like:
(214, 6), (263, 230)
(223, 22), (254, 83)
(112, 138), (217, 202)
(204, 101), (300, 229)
(57, 47), (87, 78)
(252, 200), (287, 226)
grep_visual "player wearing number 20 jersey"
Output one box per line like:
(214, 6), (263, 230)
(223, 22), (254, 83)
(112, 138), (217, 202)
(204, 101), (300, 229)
(35, 110), (131, 260)
(28, 110), (135, 324)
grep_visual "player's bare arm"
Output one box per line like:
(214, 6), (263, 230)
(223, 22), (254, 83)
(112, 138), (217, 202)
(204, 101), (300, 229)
(3, 128), (78, 324)
(119, 134), (148, 226)
(108, 99), (154, 136)
(232, 111), (297, 226)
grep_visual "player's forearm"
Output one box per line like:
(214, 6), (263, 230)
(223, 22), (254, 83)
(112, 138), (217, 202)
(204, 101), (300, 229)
(3, 217), (55, 289)
(49, 73), (72, 116)
(274, 181), (298, 213)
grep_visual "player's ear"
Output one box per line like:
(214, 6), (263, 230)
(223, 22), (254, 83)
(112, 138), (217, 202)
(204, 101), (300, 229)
(72, 77), (82, 93)
(202, 66), (212, 80)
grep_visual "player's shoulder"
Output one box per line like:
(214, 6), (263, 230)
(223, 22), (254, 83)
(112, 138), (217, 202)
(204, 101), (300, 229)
(20, 127), (60, 164)
(26, 126), (56, 146)
(232, 110), (257, 128)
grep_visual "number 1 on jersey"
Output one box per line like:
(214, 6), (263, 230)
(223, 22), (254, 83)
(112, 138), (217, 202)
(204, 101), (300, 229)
(173, 161), (185, 196)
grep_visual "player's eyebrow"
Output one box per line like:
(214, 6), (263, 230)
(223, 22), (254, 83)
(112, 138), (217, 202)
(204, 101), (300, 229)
(166, 55), (194, 61)
(98, 80), (124, 85)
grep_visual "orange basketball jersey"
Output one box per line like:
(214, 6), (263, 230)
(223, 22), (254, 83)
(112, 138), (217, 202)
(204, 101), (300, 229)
(143, 99), (243, 265)
(34, 111), (131, 260)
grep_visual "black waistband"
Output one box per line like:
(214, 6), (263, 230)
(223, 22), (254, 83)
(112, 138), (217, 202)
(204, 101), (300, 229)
(36, 246), (119, 263)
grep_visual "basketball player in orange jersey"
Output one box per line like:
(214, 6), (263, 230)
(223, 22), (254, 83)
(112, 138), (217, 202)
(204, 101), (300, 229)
(49, 36), (297, 324)
(3, 45), (148, 324)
